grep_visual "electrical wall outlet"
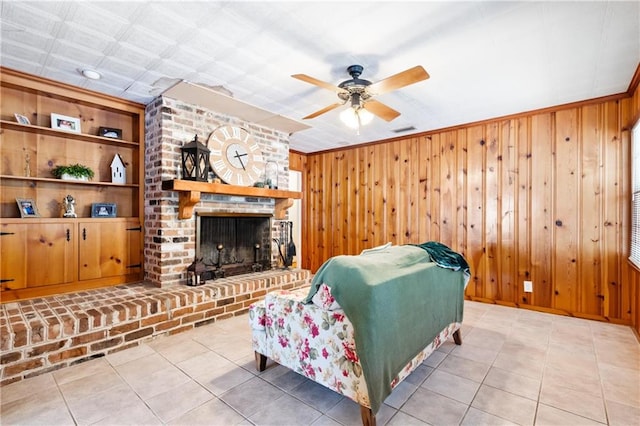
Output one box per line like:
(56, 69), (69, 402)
(524, 280), (533, 292)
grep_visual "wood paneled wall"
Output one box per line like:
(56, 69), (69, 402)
(289, 151), (305, 172)
(300, 94), (638, 324)
(628, 71), (640, 337)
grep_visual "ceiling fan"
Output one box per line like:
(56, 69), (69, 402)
(292, 65), (430, 128)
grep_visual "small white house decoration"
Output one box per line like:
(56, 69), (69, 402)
(110, 154), (126, 184)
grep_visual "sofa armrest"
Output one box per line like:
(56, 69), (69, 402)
(248, 299), (267, 330)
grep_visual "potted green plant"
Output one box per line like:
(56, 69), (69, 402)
(51, 163), (95, 181)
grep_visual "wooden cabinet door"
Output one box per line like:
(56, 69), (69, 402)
(126, 219), (142, 276)
(1, 222), (75, 290)
(0, 223), (28, 290)
(78, 221), (129, 280)
(27, 223), (76, 287)
(1, 221), (75, 290)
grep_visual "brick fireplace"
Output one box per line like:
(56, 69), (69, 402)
(144, 95), (294, 287)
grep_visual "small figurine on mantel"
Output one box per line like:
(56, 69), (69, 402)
(62, 194), (77, 218)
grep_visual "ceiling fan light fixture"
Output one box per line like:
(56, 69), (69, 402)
(340, 106), (373, 130)
(294, 64), (428, 127)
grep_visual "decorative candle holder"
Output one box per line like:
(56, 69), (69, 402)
(265, 161), (278, 189)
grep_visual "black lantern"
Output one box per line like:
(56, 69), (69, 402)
(186, 258), (215, 286)
(180, 135), (210, 181)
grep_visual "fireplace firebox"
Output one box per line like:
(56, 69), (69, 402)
(196, 213), (272, 278)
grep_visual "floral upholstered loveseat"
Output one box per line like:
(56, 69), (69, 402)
(249, 287), (461, 425)
(249, 243), (469, 426)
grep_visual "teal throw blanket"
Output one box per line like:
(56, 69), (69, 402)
(303, 244), (466, 414)
(412, 241), (471, 278)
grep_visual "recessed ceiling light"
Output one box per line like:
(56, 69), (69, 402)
(80, 69), (101, 80)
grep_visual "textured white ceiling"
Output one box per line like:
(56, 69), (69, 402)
(1, 1), (638, 153)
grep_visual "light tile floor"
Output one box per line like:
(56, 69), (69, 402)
(1, 301), (639, 425)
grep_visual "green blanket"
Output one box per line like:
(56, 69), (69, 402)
(303, 244), (466, 414)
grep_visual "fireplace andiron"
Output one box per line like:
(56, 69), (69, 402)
(252, 243), (263, 272)
(214, 244), (226, 278)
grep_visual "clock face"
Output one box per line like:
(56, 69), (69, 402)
(208, 125), (264, 185)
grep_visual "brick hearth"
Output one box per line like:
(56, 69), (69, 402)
(0, 269), (310, 385)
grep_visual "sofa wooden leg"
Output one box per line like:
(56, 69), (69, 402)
(453, 329), (462, 345)
(255, 351), (267, 372)
(360, 405), (376, 426)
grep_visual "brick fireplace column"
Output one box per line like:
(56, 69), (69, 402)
(144, 96), (292, 287)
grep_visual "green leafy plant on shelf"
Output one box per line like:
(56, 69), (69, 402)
(51, 163), (95, 180)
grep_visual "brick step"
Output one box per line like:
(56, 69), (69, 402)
(0, 269), (311, 385)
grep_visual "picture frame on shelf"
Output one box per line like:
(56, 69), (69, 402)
(14, 113), (30, 125)
(98, 127), (122, 139)
(91, 203), (117, 218)
(51, 113), (81, 133)
(16, 198), (40, 218)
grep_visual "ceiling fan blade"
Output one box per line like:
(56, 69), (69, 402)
(302, 102), (344, 120)
(363, 99), (401, 122)
(292, 74), (348, 94)
(367, 66), (430, 96)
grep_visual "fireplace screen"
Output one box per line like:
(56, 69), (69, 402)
(197, 213), (272, 277)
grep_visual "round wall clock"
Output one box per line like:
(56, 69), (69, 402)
(207, 125), (264, 185)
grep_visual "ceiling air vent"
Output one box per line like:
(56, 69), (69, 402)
(392, 126), (416, 133)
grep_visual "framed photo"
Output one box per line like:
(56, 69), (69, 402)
(16, 198), (40, 218)
(14, 113), (30, 125)
(98, 127), (122, 139)
(51, 113), (81, 133)
(91, 203), (117, 218)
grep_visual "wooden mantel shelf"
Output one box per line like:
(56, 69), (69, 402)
(162, 179), (302, 219)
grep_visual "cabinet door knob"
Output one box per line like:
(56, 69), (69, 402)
(66, 229), (71, 241)
(82, 228), (87, 240)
